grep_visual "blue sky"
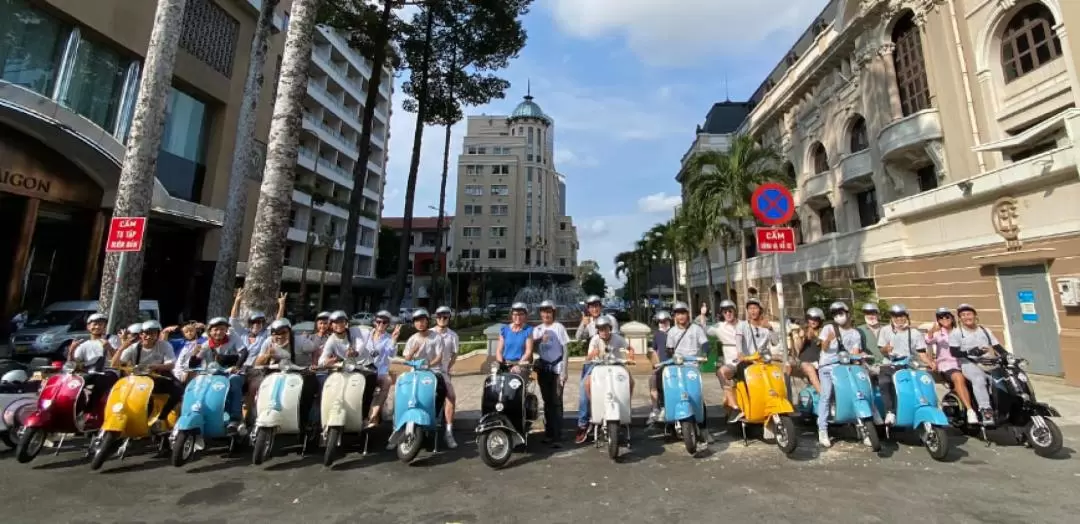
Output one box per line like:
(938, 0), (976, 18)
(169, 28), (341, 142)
(383, 0), (829, 284)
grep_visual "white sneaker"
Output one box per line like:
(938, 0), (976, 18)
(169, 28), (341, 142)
(862, 435), (873, 447)
(884, 412), (896, 426)
(647, 409), (660, 425)
(966, 409), (979, 425)
(818, 430), (831, 448)
(445, 431), (458, 449)
(658, 408), (666, 421)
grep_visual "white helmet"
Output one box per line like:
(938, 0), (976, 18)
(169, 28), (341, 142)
(595, 316), (613, 329)
(411, 309), (430, 320)
(328, 310), (349, 322)
(435, 306), (453, 317)
(585, 295), (602, 305)
(538, 300), (556, 311)
(269, 318), (292, 332)
(141, 320), (163, 332)
(1, 369), (28, 383)
(654, 311), (672, 322)
(126, 323), (144, 335)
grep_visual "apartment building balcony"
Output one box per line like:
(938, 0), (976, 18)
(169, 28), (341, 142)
(878, 109), (943, 162)
(302, 113), (357, 159)
(838, 149), (874, 190)
(297, 147), (353, 188)
(320, 27), (394, 99)
(798, 169), (832, 205)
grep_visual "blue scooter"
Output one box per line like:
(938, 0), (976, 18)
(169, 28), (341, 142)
(171, 363), (243, 466)
(873, 356), (951, 460)
(796, 352), (881, 451)
(388, 359), (444, 463)
(656, 355), (706, 455)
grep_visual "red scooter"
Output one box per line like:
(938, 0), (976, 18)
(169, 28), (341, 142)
(15, 361), (116, 463)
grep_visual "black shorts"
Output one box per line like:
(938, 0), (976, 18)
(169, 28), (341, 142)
(798, 346), (821, 364)
(942, 368), (962, 382)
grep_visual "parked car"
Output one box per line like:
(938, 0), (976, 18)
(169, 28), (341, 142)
(4, 300), (160, 361)
(351, 312), (374, 325)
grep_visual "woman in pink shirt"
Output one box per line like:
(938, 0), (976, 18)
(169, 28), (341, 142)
(926, 307), (974, 417)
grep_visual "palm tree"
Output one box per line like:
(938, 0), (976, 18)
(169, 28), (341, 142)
(674, 203), (717, 312)
(241, 0), (323, 317)
(207, 0), (280, 318)
(98, 0), (189, 327)
(684, 135), (792, 305)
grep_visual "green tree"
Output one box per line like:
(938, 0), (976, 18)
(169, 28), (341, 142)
(375, 227), (401, 278)
(580, 271), (607, 298)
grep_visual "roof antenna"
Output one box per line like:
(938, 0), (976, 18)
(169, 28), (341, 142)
(724, 73), (730, 102)
(525, 78), (532, 100)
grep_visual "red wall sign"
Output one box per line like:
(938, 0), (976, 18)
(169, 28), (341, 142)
(755, 227), (796, 254)
(106, 217), (147, 253)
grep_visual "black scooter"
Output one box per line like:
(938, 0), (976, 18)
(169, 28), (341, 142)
(941, 353), (1063, 457)
(475, 362), (538, 469)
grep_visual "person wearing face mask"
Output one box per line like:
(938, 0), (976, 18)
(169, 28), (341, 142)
(112, 320), (182, 432)
(797, 308), (825, 393)
(815, 302), (864, 448)
(709, 300), (742, 419)
(533, 300), (570, 446)
(364, 311), (401, 427)
(432, 306), (459, 440)
(876, 304), (933, 426)
(856, 303), (883, 361)
(195, 317), (245, 431)
(948, 304), (1003, 425)
(254, 319), (319, 433)
(646, 310), (673, 425)
(67, 314), (122, 426)
(659, 302), (713, 442)
(574, 295), (617, 443)
(403, 309), (455, 449)
(927, 307), (977, 424)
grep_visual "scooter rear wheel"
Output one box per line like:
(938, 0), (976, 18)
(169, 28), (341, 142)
(323, 427), (341, 467)
(15, 427), (45, 463)
(90, 432), (118, 471)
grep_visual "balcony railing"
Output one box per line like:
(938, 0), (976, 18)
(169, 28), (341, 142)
(878, 109), (943, 160)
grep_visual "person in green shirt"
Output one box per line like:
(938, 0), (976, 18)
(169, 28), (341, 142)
(856, 303), (883, 361)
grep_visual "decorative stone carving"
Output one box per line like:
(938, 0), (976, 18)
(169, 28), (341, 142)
(996, 0), (1017, 12)
(923, 139), (948, 179)
(991, 197), (1022, 251)
(877, 42), (896, 58)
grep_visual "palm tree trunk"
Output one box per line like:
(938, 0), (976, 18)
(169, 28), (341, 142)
(670, 254), (677, 304)
(431, 122), (453, 301)
(722, 238), (732, 301)
(206, 0), (278, 318)
(337, 0), (394, 311)
(240, 0), (321, 317)
(98, 0), (188, 324)
(388, 8), (435, 311)
(297, 216), (316, 312)
(739, 221), (750, 303)
(703, 250), (716, 314)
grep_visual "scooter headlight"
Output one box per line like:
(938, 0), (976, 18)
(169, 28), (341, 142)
(1010, 357), (1028, 370)
(761, 352), (773, 363)
(278, 357), (292, 369)
(41, 399), (52, 409)
(206, 362), (222, 374)
(489, 361), (500, 374)
(62, 361), (77, 373)
(344, 361), (357, 373)
(673, 354), (684, 365)
(495, 402), (504, 412)
(838, 351), (851, 364)
(112, 402), (124, 413)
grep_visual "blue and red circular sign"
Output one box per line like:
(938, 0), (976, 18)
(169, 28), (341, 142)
(750, 183), (795, 226)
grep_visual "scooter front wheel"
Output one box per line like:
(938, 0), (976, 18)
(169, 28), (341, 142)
(860, 419), (881, 452)
(774, 416), (798, 455)
(682, 423), (698, 455)
(478, 429), (513, 469)
(171, 430), (196, 467)
(606, 421), (620, 460)
(15, 427), (46, 463)
(397, 426), (423, 463)
(923, 425), (949, 461)
(252, 428), (273, 465)
(1028, 416), (1063, 458)
(90, 432), (118, 471)
(323, 427), (342, 467)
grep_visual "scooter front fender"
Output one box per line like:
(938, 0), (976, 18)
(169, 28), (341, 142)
(175, 412), (205, 432)
(765, 396), (795, 416)
(911, 405), (949, 428)
(852, 399), (874, 420)
(256, 409), (283, 429)
(324, 398), (347, 428)
(1030, 402), (1061, 417)
(22, 408), (52, 429)
(476, 413), (526, 446)
(394, 408), (432, 432)
(101, 412), (129, 433)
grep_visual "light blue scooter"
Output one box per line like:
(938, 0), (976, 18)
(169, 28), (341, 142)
(796, 351), (881, 451)
(656, 355), (706, 455)
(389, 359), (444, 463)
(873, 356), (951, 460)
(170, 363), (243, 466)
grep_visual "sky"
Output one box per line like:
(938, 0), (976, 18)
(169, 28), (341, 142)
(382, 0), (830, 285)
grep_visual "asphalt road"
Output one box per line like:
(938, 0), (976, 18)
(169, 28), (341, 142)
(1, 423), (1077, 524)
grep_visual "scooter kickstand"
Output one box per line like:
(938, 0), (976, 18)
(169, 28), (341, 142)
(54, 434), (66, 456)
(741, 422), (748, 447)
(362, 432), (370, 456)
(981, 426), (990, 447)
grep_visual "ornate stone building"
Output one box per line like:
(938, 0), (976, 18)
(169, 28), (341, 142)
(686, 0), (1080, 383)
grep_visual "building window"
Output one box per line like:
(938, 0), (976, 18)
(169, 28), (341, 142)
(463, 204), (482, 215)
(63, 35), (129, 132)
(490, 205), (508, 216)
(917, 165), (938, 192)
(892, 12), (931, 116)
(464, 184), (483, 196)
(462, 227), (481, 238)
(420, 232), (437, 246)
(490, 184), (509, 196)
(466, 145), (488, 155)
(157, 88), (209, 201)
(464, 165), (479, 175)
(527, 127), (534, 144)
(1001, 3), (1062, 83)
(560, 222), (566, 231)
(560, 258), (567, 267)
(491, 165), (509, 175)
(490, 226), (507, 238)
(811, 142), (829, 174)
(488, 248), (507, 259)
(459, 249), (479, 259)
(0, 0), (67, 96)
(855, 188), (879, 227)
(818, 205), (837, 235)
(790, 218), (804, 245)
(849, 116), (869, 152)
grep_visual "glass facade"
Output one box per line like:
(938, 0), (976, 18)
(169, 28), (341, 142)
(63, 35), (128, 130)
(0, 0), (67, 95)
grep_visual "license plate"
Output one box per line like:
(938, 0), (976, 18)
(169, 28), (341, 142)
(14, 345), (29, 353)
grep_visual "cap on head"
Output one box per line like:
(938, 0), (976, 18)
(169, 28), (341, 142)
(806, 307), (824, 320)
(328, 310), (349, 322)
(672, 301), (690, 313)
(861, 303), (879, 314)
(538, 300), (556, 311)
(654, 311), (672, 322)
(141, 320), (162, 332)
(828, 301), (849, 314)
(585, 295), (602, 305)
(935, 307), (953, 317)
(248, 311), (267, 322)
(207, 317), (230, 328)
(746, 298), (762, 308)
(269, 318), (292, 332)
(719, 299), (736, 310)
(126, 323), (144, 335)
(315, 311), (331, 321)
(411, 308), (430, 320)
(511, 302), (528, 313)
(956, 303), (976, 314)
(595, 316), (612, 329)
(87, 313), (108, 324)
(435, 306), (453, 317)
(375, 310), (392, 320)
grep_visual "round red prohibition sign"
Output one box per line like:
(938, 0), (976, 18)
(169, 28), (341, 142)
(750, 183), (795, 226)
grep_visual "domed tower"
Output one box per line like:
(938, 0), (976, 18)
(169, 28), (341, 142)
(505, 87), (555, 276)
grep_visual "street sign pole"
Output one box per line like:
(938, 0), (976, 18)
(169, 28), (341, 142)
(773, 228), (788, 360)
(103, 217), (147, 336)
(750, 184), (796, 366)
(105, 252), (128, 336)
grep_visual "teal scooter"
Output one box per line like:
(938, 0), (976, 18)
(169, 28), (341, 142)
(874, 356), (951, 460)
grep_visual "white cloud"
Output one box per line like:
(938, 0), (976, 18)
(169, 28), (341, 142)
(545, 0), (829, 65)
(554, 147), (599, 167)
(637, 192), (681, 214)
(581, 219), (609, 238)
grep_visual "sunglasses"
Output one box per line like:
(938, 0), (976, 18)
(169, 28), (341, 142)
(374, 319), (387, 324)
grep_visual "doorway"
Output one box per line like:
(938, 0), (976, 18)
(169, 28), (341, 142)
(997, 264), (1062, 375)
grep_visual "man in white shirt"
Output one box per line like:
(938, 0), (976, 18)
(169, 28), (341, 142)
(67, 313), (120, 426)
(661, 302), (713, 442)
(708, 300), (743, 419)
(584, 317), (636, 403)
(877, 304), (932, 425)
(317, 311), (370, 368)
(533, 300), (570, 446)
(254, 319), (319, 433)
(401, 309), (455, 449)
(432, 306), (459, 445)
(113, 320), (181, 430)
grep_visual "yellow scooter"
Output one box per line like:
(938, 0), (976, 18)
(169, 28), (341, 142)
(89, 366), (178, 471)
(732, 352), (799, 455)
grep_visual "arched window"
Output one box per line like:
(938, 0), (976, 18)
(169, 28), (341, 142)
(811, 142), (829, 173)
(783, 161), (796, 183)
(892, 13), (931, 116)
(1001, 3), (1062, 82)
(849, 116), (869, 152)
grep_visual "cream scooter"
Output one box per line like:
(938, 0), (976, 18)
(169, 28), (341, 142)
(589, 353), (635, 460)
(251, 358), (310, 465)
(319, 358), (375, 466)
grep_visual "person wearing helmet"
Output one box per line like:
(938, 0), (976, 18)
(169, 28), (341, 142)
(533, 300), (570, 446)
(926, 307), (976, 423)
(948, 304), (1004, 425)
(645, 310), (673, 425)
(171, 321), (211, 384)
(695, 302), (712, 328)
(856, 303), (883, 361)
(708, 299), (743, 418)
(432, 306), (460, 438)
(228, 288), (287, 368)
(403, 308), (455, 448)
(574, 295), (616, 442)
(67, 313), (122, 425)
(658, 301), (712, 442)
(583, 315), (636, 443)
(365, 310), (401, 427)
(796, 307), (826, 394)
(310, 311), (333, 357)
(112, 320), (182, 430)
(193, 317), (245, 430)
(318, 310), (371, 369)
(876, 304), (932, 426)
(815, 302), (865, 448)
(254, 319), (319, 433)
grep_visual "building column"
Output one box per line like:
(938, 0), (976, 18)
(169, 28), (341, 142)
(4, 198), (40, 316)
(81, 210), (107, 300)
(1052, 22), (1080, 109)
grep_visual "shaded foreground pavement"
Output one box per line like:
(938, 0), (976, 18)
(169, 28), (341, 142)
(1, 419), (1078, 523)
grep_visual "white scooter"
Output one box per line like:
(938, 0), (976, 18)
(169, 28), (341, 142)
(589, 354), (635, 460)
(319, 358), (375, 467)
(251, 358), (310, 465)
